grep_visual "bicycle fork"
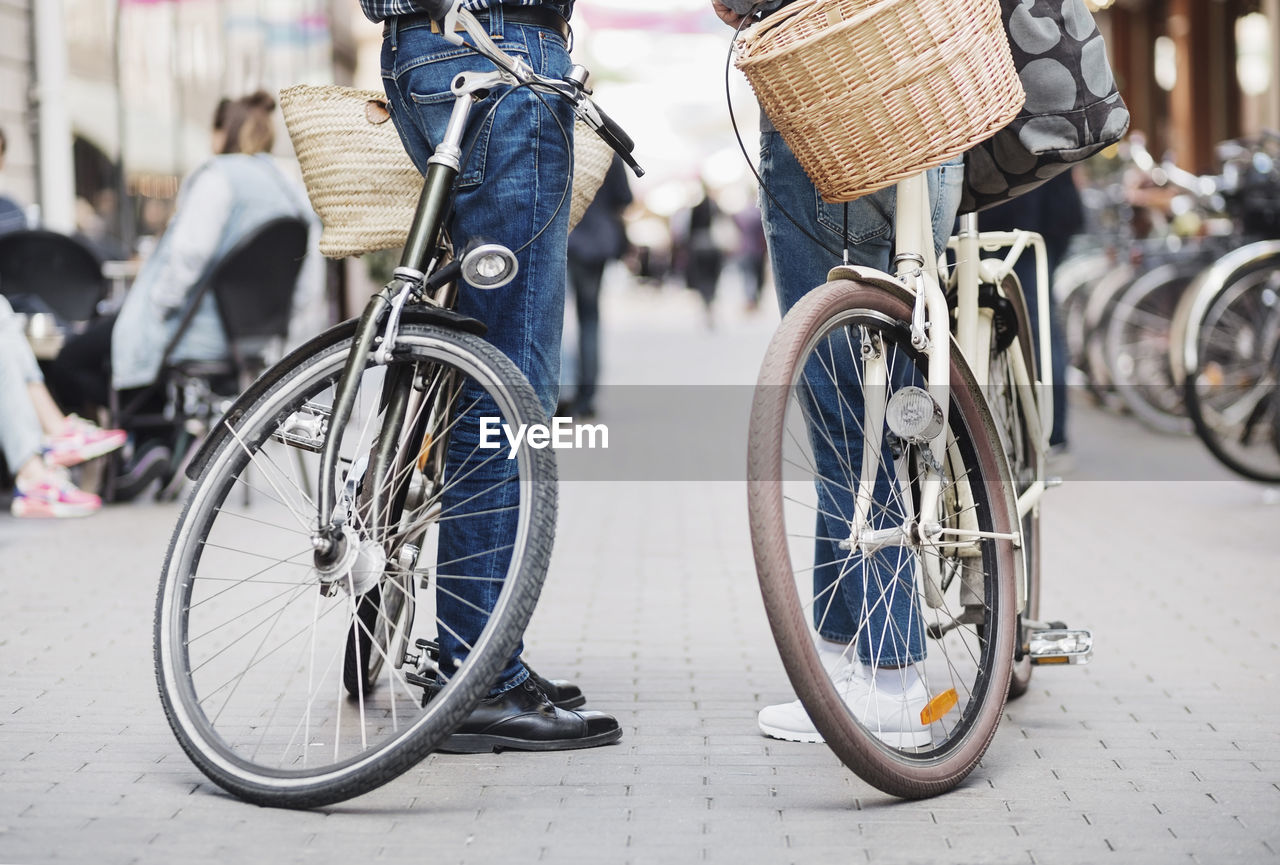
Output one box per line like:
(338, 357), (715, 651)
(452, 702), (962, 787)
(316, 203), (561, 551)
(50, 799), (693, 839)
(842, 176), (1016, 584)
(311, 70), (499, 579)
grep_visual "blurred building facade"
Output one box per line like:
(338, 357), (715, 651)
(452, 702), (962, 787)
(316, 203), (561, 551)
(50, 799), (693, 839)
(0, 1), (36, 210)
(3, 0), (1280, 256)
(4, 0), (361, 254)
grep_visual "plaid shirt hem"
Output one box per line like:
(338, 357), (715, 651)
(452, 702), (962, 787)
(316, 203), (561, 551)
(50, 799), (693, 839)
(359, 0), (573, 24)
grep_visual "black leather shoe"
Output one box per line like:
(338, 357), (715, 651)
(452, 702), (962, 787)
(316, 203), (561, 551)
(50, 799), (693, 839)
(525, 664), (586, 710)
(439, 679), (621, 753)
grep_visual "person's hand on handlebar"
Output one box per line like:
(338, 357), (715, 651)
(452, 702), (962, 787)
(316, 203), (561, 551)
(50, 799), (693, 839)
(711, 1), (748, 27)
(711, 0), (785, 28)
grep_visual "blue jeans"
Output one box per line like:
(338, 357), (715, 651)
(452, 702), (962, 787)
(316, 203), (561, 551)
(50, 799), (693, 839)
(758, 127), (962, 666)
(0, 296), (46, 470)
(381, 13), (573, 694)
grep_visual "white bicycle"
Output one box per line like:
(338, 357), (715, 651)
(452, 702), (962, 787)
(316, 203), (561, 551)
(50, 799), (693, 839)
(747, 171), (1093, 798)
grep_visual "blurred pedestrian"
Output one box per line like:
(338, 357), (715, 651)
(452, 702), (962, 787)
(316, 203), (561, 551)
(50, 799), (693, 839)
(563, 153), (632, 419)
(0, 128), (29, 237)
(47, 90), (314, 499)
(685, 181), (724, 327)
(732, 195), (767, 311)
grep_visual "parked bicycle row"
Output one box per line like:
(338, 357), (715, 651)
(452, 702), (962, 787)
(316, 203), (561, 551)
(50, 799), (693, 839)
(1055, 131), (1280, 484)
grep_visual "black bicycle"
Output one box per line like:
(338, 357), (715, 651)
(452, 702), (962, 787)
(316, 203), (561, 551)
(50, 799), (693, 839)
(153, 0), (640, 809)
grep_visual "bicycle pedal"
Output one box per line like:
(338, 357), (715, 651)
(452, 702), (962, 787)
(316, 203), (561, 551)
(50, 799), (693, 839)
(404, 670), (442, 707)
(1027, 628), (1092, 665)
(271, 401), (332, 452)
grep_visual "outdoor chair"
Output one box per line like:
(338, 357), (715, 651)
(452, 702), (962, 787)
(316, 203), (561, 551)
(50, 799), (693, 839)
(0, 229), (107, 325)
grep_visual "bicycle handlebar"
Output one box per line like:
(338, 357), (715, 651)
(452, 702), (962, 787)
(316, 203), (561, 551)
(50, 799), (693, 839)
(434, 2), (644, 177)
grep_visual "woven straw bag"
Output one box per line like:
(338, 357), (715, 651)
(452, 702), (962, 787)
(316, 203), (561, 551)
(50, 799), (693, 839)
(734, 0), (1025, 203)
(279, 84), (613, 259)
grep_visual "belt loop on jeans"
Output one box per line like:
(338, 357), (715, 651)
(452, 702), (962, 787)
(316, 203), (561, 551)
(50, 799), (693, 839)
(385, 16), (399, 51)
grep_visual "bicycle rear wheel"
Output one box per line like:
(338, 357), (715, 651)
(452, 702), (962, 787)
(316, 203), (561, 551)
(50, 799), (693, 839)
(154, 321), (556, 808)
(1184, 262), (1280, 483)
(748, 280), (1019, 799)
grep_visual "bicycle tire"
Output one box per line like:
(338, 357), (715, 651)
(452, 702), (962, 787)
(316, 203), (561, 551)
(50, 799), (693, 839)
(1104, 263), (1196, 435)
(748, 279), (1018, 799)
(981, 273), (1041, 699)
(1183, 259), (1280, 483)
(154, 321), (557, 808)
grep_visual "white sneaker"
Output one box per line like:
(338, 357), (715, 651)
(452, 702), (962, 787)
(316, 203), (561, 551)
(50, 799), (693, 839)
(756, 640), (854, 744)
(757, 660), (932, 748)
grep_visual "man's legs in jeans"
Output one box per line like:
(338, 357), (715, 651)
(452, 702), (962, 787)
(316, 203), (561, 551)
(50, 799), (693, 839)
(757, 127), (962, 733)
(379, 15), (620, 751)
(382, 17), (568, 695)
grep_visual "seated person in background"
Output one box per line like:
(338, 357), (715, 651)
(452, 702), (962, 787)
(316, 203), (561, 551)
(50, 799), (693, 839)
(0, 127), (29, 237)
(1, 297), (125, 517)
(47, 91), (314, 494)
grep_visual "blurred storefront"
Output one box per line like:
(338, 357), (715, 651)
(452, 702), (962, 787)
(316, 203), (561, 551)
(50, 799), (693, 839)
(63, 0), (358, 254)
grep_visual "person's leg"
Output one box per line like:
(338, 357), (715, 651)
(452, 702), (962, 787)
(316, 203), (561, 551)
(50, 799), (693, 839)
(382, 16), (571, 693)
(1013, 241), (1070, 448)
(567, 255), (604, 416)
(44, 314), (115, 413)
(0, 340), (101, 517)
(0, 339), (47, 479)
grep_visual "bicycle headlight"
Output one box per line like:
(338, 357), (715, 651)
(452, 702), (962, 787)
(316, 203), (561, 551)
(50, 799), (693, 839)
(886, 386), (944, 442)
(461, 243), (518, 289)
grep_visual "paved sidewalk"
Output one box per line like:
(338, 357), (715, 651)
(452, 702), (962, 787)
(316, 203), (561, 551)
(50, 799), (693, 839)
(1, 280), (1278, 864)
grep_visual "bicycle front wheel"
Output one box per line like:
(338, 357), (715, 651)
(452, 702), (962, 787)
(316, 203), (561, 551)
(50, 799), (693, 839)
(748, 280), (1019, 799)
(154, 321), (557, 808)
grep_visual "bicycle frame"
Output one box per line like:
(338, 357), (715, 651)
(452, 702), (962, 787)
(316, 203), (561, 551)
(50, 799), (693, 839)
(310, 42), (507, 566)
(952, 213), (1054, 530)
(830, 171), (1055, 612)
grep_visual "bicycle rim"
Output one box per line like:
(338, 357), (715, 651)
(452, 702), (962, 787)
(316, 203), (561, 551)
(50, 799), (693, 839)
(1185, 265), (1280, 483)
(154, 322), (556, 808)
(748, 280), (1017, 799)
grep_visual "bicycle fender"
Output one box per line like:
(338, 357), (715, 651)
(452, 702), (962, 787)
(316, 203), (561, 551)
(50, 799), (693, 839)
(184, 306), (487, 481)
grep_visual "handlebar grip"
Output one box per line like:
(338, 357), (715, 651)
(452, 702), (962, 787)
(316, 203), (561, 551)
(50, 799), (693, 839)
(587, 102), (645, 178)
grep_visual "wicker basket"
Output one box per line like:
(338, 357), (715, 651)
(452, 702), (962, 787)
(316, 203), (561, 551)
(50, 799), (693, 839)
(279, 84), (612, 259)
(734, 0), (1025, 203)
